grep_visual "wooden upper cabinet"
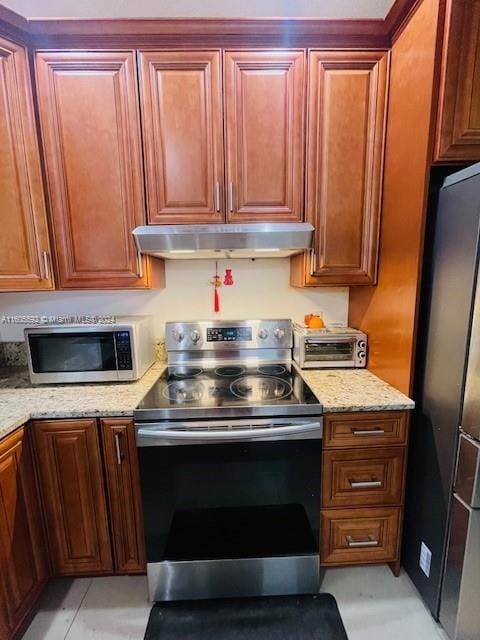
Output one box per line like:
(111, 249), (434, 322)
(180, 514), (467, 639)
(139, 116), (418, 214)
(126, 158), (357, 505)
(32, 419), (113, 576)
(291, 50), (388, 287)
(0, 428), (49, 637)
(224, 50), (305, 222)
(0, 38), (53, 292)
(139, 50), (224, 224)
(435, 0), (480, 162)
(35, 51), (152, 289)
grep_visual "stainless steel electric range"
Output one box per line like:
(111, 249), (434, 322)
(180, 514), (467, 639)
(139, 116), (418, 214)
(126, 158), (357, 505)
(134, 319), (323, 602)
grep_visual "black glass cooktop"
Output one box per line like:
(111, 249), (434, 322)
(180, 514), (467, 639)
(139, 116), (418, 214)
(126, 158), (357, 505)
(135, 363), (321, 420)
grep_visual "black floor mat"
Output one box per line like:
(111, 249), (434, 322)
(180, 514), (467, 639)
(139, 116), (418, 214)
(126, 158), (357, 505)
(144, 593), (349, 640)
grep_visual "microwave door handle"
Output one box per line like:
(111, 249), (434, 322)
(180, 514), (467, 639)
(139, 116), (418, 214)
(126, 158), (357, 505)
(137, 421), (322, 445)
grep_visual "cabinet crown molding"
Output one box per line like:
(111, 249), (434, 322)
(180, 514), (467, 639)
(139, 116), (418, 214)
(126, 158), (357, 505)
(0, 0), (420, 49)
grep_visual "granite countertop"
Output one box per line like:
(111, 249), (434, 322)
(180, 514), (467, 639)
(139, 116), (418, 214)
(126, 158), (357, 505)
(0, 363), (167, 440)
(295, 366), (415, 413)
(0, 363), (414, 442)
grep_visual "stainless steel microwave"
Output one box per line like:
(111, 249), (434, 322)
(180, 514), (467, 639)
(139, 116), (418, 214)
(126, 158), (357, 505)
(293, 326), (367, 369)
(24, 316), (154, 384)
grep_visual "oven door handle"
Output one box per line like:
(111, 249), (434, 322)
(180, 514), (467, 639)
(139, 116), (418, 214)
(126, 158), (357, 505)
(136, 420), (323, 445)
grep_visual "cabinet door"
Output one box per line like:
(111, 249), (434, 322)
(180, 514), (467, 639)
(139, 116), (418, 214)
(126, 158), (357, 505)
(224, 50), (305, 222)
(0, 428), (49, 637)
(100, 419), (145, 574)
(32, 419), (113, 575)
(291, 51), (388, 286)
(435, 0), (480, 161)
(139, 50), (224, 224)
(0, 37), (53, 292)
(35, 51), (150, 289)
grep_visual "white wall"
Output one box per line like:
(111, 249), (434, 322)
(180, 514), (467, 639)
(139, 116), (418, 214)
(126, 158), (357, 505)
(0, 259), (348, 340)
(3, 0), (394, 19)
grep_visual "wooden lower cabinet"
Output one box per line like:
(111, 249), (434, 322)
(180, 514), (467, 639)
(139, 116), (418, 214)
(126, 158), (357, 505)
(100, 419), (145, 574)
(32, 419), (113, 576)
(321, 506), (401, 565)
(321, 411), (410, 572)
(0, 428), (49, 639)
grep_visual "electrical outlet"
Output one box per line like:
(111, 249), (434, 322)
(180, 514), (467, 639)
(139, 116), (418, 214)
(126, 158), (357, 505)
(420, 542), (432, 577)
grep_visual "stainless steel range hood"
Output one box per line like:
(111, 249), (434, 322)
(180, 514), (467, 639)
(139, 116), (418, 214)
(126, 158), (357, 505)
(133, 223), (314, 259)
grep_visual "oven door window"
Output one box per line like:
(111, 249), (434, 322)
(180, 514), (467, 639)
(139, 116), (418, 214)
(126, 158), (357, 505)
(28, 332), (116, 372)
(138, 440), (321, 563)
(305, 340), (354, 362)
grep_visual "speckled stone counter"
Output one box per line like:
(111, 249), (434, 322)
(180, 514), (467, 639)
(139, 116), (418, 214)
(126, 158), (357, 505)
(0, 363), (414, 442)
(0, 363), (166, 440)
(295, 366), (414, 413)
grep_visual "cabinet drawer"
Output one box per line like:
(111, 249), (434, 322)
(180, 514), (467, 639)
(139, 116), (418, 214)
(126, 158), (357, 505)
(321, 507), (400, 565)
(324, 412), (409, 449)
(322, 447), (405, 508)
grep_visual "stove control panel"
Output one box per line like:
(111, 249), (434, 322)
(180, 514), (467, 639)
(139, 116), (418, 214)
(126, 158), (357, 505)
(207, 327), (253, 342)
(165, 320), (293, 352)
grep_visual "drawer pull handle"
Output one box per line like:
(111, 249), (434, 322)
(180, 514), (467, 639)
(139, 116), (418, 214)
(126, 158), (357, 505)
(346, 535), (379, 548)
(349, 479), (383, 489)
(352, 428), (386, 436)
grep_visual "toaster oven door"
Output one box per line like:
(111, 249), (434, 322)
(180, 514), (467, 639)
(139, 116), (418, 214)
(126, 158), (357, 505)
(304, 338), (357, 367)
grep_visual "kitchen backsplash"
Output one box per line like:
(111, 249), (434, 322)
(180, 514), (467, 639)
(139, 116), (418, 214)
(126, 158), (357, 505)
(0, 259), (349, 341)
(155, 339), (166, 362)
(0, 342), (28, 367)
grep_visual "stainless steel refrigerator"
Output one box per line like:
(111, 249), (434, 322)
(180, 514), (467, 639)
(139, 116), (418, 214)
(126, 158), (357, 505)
(403, 163), (480, 640)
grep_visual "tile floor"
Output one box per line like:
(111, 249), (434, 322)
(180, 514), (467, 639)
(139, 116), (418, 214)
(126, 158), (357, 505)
(23, 566), (449, 640)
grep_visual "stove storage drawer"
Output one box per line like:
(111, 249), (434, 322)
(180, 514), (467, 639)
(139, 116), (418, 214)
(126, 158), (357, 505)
(323, 411), (409, 449)
(320, 506), (401, 565)
(322, 447), (406, 508)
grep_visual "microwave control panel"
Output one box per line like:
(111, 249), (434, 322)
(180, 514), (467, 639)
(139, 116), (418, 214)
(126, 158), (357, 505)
(115, 331), (133, 370)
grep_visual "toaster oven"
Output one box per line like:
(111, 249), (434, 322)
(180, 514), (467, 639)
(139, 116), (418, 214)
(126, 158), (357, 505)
(293, 327), (367, 369)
